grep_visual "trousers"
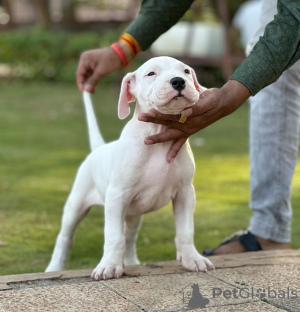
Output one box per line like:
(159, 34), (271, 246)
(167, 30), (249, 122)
(247, 0), (300, 242)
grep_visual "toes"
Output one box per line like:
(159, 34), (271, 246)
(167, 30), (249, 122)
(194, 258), (208, 272)
(182, 258), (202, 272)
(91, 267), (105, 281)
(180, 253), (215, 272)
(115, 265), (123, 279)
(203, 257), (215, 270)
(103, 265), (117, 279)
(91, 264), (124, 280)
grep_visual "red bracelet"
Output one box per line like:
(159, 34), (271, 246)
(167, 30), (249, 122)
(120, 37), (137, 56)
(119, 33), (141, 56)
(110, 42), (129, 66)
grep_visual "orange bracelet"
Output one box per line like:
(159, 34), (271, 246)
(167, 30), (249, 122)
(110, 42), (129, 66)
(119, 33), (141, 56)
(120, 37), (137, 56)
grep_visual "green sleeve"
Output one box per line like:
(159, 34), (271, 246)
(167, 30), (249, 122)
(231, 0), (300, 95)
(124, 0), (194, 50)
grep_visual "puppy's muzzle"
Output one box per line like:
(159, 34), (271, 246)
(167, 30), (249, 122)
(170, 77), (186, 91)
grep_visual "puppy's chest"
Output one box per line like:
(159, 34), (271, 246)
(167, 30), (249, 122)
(127, 157), (185, 214)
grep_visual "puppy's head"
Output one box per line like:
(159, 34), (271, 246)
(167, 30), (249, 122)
(118, 56), (206, 119)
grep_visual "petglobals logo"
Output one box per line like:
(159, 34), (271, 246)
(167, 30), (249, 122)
(178, 283), (210, 309)
(178, 284), (298, 309)
(213, 287), (298, 300)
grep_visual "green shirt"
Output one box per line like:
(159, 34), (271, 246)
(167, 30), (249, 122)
(125, 0), (300, 95)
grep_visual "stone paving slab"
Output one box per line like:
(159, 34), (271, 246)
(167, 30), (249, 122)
(104, 271), (258, 311)
(203, 249), (300, 269)
(0, 250), (299, 311)
(0, 282), (141, 312)
(194, 301), (285, 311)
(207, 263), (300, 312)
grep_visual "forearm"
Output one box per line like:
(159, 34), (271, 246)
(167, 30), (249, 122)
(221, 80), (251, 115)
(124, 0), (194, 50)
(231, 0), (300, 95)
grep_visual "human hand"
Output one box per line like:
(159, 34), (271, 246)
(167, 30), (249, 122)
(76, 43), (132, 93)
(138, 80), (251, 162)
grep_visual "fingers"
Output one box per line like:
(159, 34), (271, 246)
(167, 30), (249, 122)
(138, 112), (185, 129)
(144, 128), (184, 145)
(138, 113), (170, 126)
(147, 109), (181, 121)
(76, 49), (105, 93)
(182, 100), (209, 117)
(181, 89), (220, 117)
(167, 137), (188, 163)
(76, 60), (102, 93)
(76, 47), (124, 93)
(139, 109), (181, 122)
(140, 112), (190, 162)
(76, 60), (88, 92)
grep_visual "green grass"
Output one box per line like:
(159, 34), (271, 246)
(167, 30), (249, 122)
(0, 80), (299, 275)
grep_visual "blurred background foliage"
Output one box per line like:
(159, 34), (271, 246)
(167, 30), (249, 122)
(0, 0), (247, 83)
(0, 27), (119, 82)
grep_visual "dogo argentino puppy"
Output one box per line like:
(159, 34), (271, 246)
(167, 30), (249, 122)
(46, 56), (214, 280)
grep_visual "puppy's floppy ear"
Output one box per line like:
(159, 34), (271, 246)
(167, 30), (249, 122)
(118, 72), (136, 119)
(191, 68), (207, 93)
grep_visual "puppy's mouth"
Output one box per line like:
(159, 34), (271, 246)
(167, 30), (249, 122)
(155, 91), (194, 115)
(172, 91), (184, 100)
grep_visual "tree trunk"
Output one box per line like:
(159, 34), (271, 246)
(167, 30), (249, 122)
(32, 0), (51, 28)
(3, 0), (14, 28)
(62, 0), (76, 26)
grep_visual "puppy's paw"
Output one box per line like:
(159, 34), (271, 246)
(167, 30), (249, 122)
(91, 261), (124, 281)
(45, 263), (64, 273)
(178, 251), (214, 272)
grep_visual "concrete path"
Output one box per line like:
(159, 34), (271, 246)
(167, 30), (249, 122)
(0, 250), (299, 311)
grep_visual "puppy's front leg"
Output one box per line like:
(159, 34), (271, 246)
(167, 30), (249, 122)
(173, 186), (214, 272)
(124, 214), (143, 265)
(91, 190), (127, 280)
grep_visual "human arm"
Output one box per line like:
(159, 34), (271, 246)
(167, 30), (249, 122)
(139, 0), (300, 160)
(138, 80), (251, 162)
(232, 0), (300, 95)
(124, 0), (194, 50)
(76, 0), (194, 92)
(76, 42), (133, 93)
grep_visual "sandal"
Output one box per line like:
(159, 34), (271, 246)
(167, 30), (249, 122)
(203, 229), (262, 256)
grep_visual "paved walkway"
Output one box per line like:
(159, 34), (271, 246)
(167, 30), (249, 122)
(0, 250), (299, 311)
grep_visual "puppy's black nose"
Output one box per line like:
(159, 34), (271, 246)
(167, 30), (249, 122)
(170, 77), (185, 91)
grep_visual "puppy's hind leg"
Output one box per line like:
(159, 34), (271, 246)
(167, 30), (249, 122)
(46, 162), (98, 272)
(124, 214), (143, 265)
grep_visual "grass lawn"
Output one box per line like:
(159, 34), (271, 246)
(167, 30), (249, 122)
(0, 80), (300, 276)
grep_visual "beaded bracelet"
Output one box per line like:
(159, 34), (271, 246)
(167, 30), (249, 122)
(110, 42), (129, 66)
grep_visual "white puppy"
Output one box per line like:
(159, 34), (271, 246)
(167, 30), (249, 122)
(46, 56), (214, 280)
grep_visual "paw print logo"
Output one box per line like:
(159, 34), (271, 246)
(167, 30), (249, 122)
(256, 288), (266, 299)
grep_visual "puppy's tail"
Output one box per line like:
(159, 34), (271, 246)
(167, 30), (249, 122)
(82, 91), (105, 151)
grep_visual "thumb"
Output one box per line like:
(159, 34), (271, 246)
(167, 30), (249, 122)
(181, 88), (216, 117)
(84, 70), (103, 93)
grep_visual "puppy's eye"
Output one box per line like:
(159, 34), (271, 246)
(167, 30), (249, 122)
(147, 72), (156, 76)
(184, 69), (190, 74)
